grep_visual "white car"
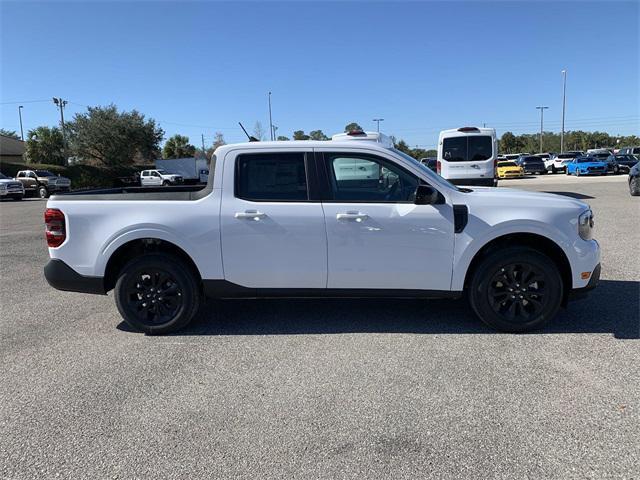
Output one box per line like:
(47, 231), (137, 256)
(438, 127), (497, 187)
(43, 132), (600, 334)
(0, 172), (24, 200)
(545, 152), (580, 173)
(140, 169), (183, 186)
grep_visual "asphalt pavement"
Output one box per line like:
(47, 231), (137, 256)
(1, 174), (638, 479)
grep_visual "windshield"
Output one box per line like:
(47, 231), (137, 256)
(34, 170), (55, 177)
(391, 148), (463, 192)
(557, 153), (576, 159)
(0, 172), (9, 179)
(156, 169), (168, 174)
(498, 162), (518, 167)
(522, 156), (542, 162)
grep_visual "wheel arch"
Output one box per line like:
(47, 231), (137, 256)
(462, 232), (573, 306)
(103, 238), (202, 293)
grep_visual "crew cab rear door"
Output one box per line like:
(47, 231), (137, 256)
(316, 149), (455, 291)
(220, 150), (327, 289)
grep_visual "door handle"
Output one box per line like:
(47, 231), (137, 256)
(470, 164), (480, 169)
(234, 210), (266, 220)
(336, 212), (369, 221)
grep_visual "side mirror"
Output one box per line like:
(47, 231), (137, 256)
(414, 184), (439, 205)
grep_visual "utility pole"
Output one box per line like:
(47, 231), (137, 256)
(561, 69), (567, 153)
(536, 106), (549, 153)
(268, 92), (274, 141)
(272, 125), (278, 140)
(372, 118), (384, 132)
(18, 106), (24, 141)
(201, 134), (206, 158)
(53, 97), (68, 165)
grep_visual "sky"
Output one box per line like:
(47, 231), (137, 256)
(1, 1), (638, 149)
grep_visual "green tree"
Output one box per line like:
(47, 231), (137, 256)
(344, 122), (363, 132)
(293, 130), (310, 140)
(0, 128), (20, 139)
(277, 135), (290, 141)
(163, 134), (196, 158)
(309, 130), (329, 141)
(67, 104), (163, 166)
(25, 126), (65, 165)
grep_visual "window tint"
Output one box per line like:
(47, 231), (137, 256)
(325, 153), (418, 202)
(442, 137), (467, 162)
(443, 136), (493, 162)
(236, 152), (308, 201)
(468, 136), (493, 160)
(17, 172), (25, 177)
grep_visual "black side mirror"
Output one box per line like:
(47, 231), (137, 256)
(414, 184), (439, 205)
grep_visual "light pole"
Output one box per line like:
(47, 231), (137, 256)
(272, 125), (278, 140)
(268, 92), (274, 141)
(536, 106), (549, 153)
(372, 118), (384, 132)
(561, 69), (567, 153)
(53, 97), (68, 165)
(18, 106), (24, 141)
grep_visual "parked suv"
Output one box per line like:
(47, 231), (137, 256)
(16, 170), (71, 198)
(618, 146), (640, 158)
(44, 132), (600, 335)
(0, 172), (25, 200)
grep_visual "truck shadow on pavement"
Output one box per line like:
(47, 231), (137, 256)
(118, 280), (639, 339)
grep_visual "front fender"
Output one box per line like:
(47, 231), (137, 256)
(451, 219), (573, 291)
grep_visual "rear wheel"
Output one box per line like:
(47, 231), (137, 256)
(114, 253), (201, 334)
(468, 247), (563, 333)
(630, 177), (640, 196)
(38, 185), (49, 198)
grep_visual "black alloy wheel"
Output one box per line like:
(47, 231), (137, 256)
(115, 253), (201, 334)
(487, 263), (547, 322)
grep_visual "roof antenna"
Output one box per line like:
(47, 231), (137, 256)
(239, 122), (259, 142)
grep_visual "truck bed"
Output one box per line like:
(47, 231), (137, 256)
(51, 184), (212, 201)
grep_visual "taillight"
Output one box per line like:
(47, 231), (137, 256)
(436, 160), (441, 174)
(44, 208), (66, 247)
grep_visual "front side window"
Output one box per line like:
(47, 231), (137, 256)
(17, 172), (25, 178)
(443, 136), (493, 162)
(236, 152), (308, 201)
(325, 153), (418, 202)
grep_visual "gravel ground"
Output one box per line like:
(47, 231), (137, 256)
(1, 175), (638, 479)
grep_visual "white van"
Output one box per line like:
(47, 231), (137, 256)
(438, 127), (497, 186)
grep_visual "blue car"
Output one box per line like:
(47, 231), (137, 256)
(566, 156), (608, 176)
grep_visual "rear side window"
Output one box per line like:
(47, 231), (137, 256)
(236, 152), (308, 201)
(442, 136), (493, 162)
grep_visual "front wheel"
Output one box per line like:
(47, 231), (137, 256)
(114, 253), (202, 334)
(468, 247), (563, 333)
(162, 180), (170, 186)
(630, 177), (640, 196)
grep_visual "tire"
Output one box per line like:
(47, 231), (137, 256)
(162, 181), (170, 186)
(551, 166), (557, 174)
(38, 185), (49, 198)
(468, 247), (563, 333)
(630, 177), (640, 196)
(114, 253), (202, 334)
(576, 169), (581, 177)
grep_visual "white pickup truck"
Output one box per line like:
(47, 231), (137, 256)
(43, 131), (600, 334)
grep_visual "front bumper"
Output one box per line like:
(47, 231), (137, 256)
(44, 259), (106, 295)
(568, 263), (600, 301)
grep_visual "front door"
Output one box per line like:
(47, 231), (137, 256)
(220, 151), (327, 289)
(319, 151), (455, 291)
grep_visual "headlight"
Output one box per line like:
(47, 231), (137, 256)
(578, 209), (594, 240)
